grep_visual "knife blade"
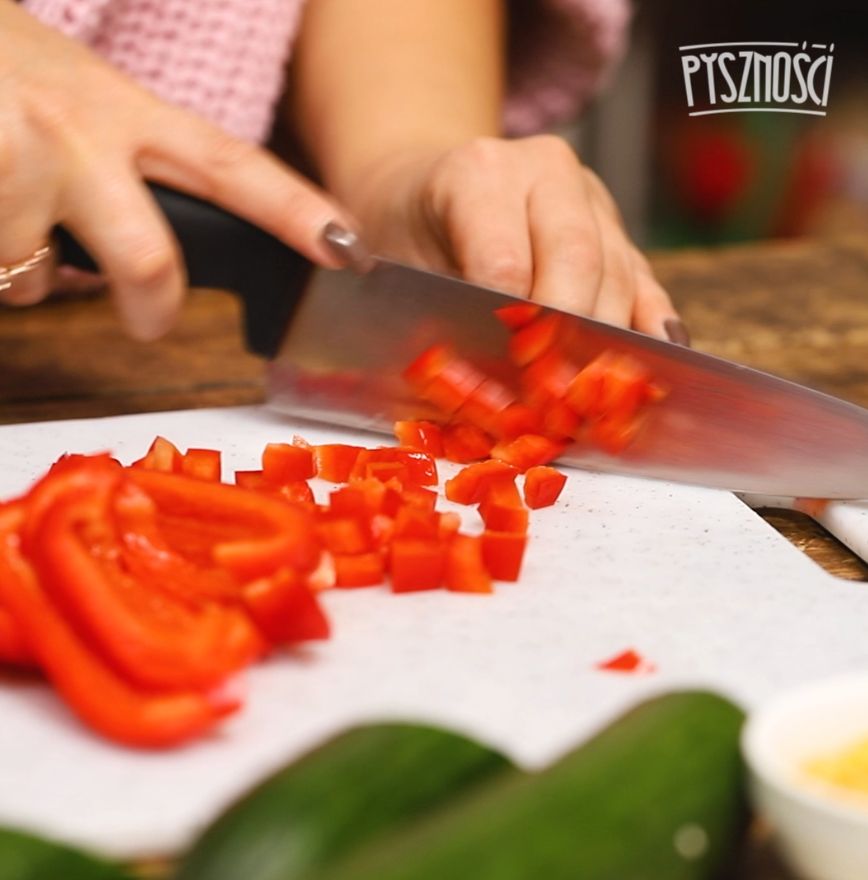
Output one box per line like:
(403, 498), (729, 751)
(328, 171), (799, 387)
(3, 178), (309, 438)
(57, 185), (868, 499)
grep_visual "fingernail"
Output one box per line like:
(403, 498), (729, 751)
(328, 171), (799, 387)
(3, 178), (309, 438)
(321, 222), (374, 273)
(664, 318), (691, 347)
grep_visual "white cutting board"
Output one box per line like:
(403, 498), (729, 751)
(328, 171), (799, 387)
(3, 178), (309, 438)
(0, 406), (867, 859)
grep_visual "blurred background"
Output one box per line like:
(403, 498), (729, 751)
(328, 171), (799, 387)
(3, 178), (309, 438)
(573, 0), (868, 248)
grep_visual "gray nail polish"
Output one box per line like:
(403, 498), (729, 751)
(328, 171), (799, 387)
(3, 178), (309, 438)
(664, 318), (691, 347)
(321, 222), (374, 273)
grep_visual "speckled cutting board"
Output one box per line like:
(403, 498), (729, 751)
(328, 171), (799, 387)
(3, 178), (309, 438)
(0, 406), (866, 859)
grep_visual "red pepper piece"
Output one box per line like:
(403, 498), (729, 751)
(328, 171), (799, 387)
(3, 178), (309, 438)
(445, 460), (519, 506)
(589, 412), (643, 455)
(262, 443), (316, 483)
(276, 481), (316, 506)
(393, 421), (444, 458)
(334, 552), (385, 588)
(480, 530), (527, 582)
(365, 461), (410, 484)
(399, 484), (438, 511)
(0, 505), (238, 748)
(235, 470), (268, 490)
(350, 448), (438, 487)
(180, 448), (222, 482)
(243, 569), (330, 644)
(0, 605), (35, 667)
(478, 481), (529, 534)
(393, 507), (440, 540)
(456, 379), (516, 434)
(444, 535), (492, 594)
(441, 424), (494, 464)
(596, 648), (656, 674)
(389, 538), (446, 592)
(564, 350), (617, 419)
(403, 344), (452, 389)
(523, 466), (567, 509)
(329, 480), (386, 518)
(418, 356), (487, 416)
(494, 302), (541, 330)
(508, 314), (563, 366)
(306, 551), (337, 592)
(315, 445), (365, 482)
(520, 349), (580, 407)
(438, 512), (462, 539)
(490, 434), (565, 472)
(129, 436), (183, 473)
(492, 403), (544, 440)
(127, 469), (320, 579)
(541, 400), (581, 440)
(316, 516), (371, 555)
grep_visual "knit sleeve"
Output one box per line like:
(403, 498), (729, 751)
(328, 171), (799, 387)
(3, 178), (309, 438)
(504, 0), (632, 136)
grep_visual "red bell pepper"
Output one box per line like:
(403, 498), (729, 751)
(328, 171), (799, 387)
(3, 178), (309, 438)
(441, 424), (494, 464)
(262, 443), (316, 483)
(445, 460), (519, 506)
(393, 421), (444, 458)
(444, 535), (492, 594)
(350, 448), (438, 487)
(490, 434), (565, 472)
(494, 302), (541, 330)
(0, 605), (35, 667)
(523, 466), (567, 509)
(334, 552), (385, 588)
(389, 538), (446, 592)
(508, 314), (563, 366)
(478, 480), (529, 534)
(315, 444), (365, 482)
(242, 569), (329, 644)
(596, 648), (656, 674)
(180, 448), (222, 482)
(129, 436), (183, 473)
(480, 530), (527, 582)
(0, 504), (238, 748)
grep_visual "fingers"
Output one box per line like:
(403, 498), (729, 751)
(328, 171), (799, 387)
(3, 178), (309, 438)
(138, 112), (355, 269)
(630, 256), (683, 340)
(60, 164), (186, 341)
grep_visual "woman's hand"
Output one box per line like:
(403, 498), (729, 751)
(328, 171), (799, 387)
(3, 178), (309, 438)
(0, 2), (352, 340)
(341, 135), (685, 342)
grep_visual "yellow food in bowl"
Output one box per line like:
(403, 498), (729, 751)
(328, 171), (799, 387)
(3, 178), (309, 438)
(804, 735), (868, 799)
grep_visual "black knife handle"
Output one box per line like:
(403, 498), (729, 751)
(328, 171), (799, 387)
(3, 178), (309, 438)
(55, 184), (314, 358)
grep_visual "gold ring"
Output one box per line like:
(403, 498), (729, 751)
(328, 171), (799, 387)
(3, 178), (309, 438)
(0, 241), (56, 294)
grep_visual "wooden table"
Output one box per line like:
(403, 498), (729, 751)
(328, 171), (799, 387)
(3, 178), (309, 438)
(4, 234), (868, 878)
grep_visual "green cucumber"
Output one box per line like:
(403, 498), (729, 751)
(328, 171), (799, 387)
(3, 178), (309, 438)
(312, 691), (747, 880)
(176, 722), (513, 880)
(0, 827), (134, 880)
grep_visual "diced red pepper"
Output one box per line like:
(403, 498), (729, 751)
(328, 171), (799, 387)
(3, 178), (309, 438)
(541, 400), (581, 439)
(350, 448), (438, 487)
(508, 314), (563, 366)
(399, 484), (438, 511)
(444, 535), (492, 594)
(276, 481), (316, 506)
(438, 512), (462, 539)
(490, 434), (565, 472)
(393, 421), (444, 458)
(492, 403), (544, 440)
(235, 470), (269, 490)
(243, 569), (330, 644)
(316, 516), (372, 555)
(480, 530), (527, 582)
(393, 507), (440, 540)
(334, 552), (385, 588)
(329, 480), (386, 518)
(456, 379), (516, 434)
(402, 344), (452, 389)
(315, 445), (365, 482)
(441, 424), (494, 464)
(407, 349), (487, 416)
(596, 648), (656, 674)
(130, 436), (183, 473)
(445, 460), (519, 506)
(479, 481), (529, 534)
(494, 302), (541, 330)
(589, 412), (643, 455)
(520, 350), (580, 407)
(523, 466), (567, 509)
(0, 605), (35, 667)
(389, 538), (446, 592)
(262, 443), (316, 483)
(180, 448), (222, 482)
(306, 551), (337, 592)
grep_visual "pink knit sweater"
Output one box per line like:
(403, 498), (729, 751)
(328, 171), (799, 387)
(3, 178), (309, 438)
(23, 0), (629, 144)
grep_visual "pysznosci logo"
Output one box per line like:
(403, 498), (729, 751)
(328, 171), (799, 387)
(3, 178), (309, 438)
(680, 41), (834, 116)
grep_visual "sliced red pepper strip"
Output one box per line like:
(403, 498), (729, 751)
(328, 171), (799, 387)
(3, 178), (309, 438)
(180, 448), (222, 482)
(445, 460), (519, 506)
(0, 605), (35, 667)
(389, 538), (445, 592)
(523, 466), (567, 509)
(262, 443), (316, 483)
(26, 467), (262, 691)
(393, 421), (444, 458)
(334, 552), (385, 588)
(315, 445), (365, 483)
(243, 569), (330, 644)
(0, 504), (238, 748)
(127, 469), (320, 579)
(444, 535), (492, 594)
(480, 531), (527, 582)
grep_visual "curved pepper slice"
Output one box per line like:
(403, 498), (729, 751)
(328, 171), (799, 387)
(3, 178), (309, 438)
(0, 504), (238, 748)
(26, 464), (262, 691)
(0, 605), (35, 667)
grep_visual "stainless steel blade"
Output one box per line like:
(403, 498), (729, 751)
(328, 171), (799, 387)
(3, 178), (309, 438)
(266, 256), (868, 499)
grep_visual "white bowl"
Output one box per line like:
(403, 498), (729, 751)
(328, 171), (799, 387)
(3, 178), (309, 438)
(742, 673), (868, 880)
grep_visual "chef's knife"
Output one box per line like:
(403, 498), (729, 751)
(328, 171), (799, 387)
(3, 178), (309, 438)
(56, 185), (868, 499)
